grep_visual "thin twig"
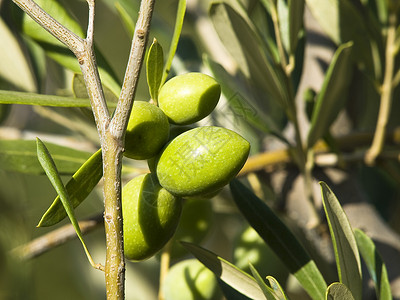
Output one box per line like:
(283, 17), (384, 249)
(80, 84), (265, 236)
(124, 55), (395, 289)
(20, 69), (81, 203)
(109, 0), (155, 141)
(11, 214), (104, 261)
(365, 13), (397, 165)
(12, 0), (84, 52)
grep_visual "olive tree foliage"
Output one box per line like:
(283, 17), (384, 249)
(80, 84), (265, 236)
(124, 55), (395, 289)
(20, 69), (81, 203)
(1, 0), (400, 299)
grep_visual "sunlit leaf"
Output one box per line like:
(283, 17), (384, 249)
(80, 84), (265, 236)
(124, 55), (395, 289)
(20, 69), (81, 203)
(320, 182), (362, 300)
(161, 0), (186, 85)
(0, 89), (91, 107)
(38, 149), (103, 227)
(249, 263), (284, 300)
(266, 276), (288, 300)
(210, 2), (289, 110)
(146, 39), (164, 101)
(0, 139), (91, 174)
(307, 42), (353, 149)
(0, 18), (36, 92)
(354, 229), (392, 300)
(326, 282), (355, 300)
(230, 180), (327, 300)
(181, 242), (265, 300)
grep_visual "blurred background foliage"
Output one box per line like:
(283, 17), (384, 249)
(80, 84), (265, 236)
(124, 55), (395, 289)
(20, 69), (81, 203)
(1, 0), (400, 299)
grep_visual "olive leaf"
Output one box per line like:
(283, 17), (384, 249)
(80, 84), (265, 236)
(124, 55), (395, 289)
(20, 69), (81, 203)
(0, 89), (92, 107)
(161, 0), (186, 85)
(146, 39), (164, 102)
(181, 241), (266, 300)
(248, 263), (285, 300)
(277, 0), (305, 55)
(266, 276), (288, 300)
(36, 138), (98, 268)
(209, 2), (290, 111)
(320, 182), (362, 300)
(326, 282), (355, 300)
(307, 42), (353, 149)
(230, 179), (327, 300)
(38, 149), (103, 227)
(354, 229), (392, 300)
(0, 139), (91, 174)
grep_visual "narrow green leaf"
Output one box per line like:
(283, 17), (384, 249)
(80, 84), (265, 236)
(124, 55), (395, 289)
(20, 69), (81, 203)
(307, 42), (353, 149)
(266, 276), (288, 300)
(288, 0), (305, 54)
(146, 39), (164, 101)
(181, 242), (265, 300)
(248, 263), (276, 300)
(161, 0), (186, 85)
(209, 2), (289, 110)
(0, 89), (91, 107)
(205, 56), (288, 143)
(38, 149), (103, 227)
(354, 229), (392, 300)
(326, 282), (355, 300)
(0, 139), (91, 174)
(230, 180), (327, 300)
(36, 138), (97, 267)
(320, 182), (362, 300)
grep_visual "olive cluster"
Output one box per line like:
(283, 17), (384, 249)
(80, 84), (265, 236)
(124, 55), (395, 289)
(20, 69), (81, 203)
(121, 72), (250, 262)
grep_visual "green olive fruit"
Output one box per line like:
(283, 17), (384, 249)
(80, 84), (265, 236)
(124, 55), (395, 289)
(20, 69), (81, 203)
(156, 126), (250, 197)
(162, 259), (219, 300)
(233, 226), (288, 284)
(169, 197), (213, 259)
(124, 101), (169, 160)
(147, 125), (194, 173)
(158, 73), (221, 125)
(122, 173), (182, 261)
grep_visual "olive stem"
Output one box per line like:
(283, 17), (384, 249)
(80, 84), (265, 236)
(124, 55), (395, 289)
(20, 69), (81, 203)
(11, 214), (104, 260)
(365, 13), (397, 165)
(158, 240), (172, 300)
(109, 0), (155, 141)
(269, 1), (288, 70)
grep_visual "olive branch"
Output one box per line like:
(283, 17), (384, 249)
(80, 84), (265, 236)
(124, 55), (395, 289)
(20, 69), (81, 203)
(11, 0), (155, 298)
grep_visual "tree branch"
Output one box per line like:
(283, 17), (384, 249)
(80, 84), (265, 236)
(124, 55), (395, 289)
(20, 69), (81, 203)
(11, 214), (104, 260)
(12, 0), (110, 142)
(109, 0), (155, 141)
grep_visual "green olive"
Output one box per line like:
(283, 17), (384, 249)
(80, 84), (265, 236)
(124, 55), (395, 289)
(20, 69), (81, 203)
(162, 259), (219, 300)
(158, 73), (221, 125)
(124, 101), (169, 160)
(156, 126), (250, 197)
(122, 173), (182, 261)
